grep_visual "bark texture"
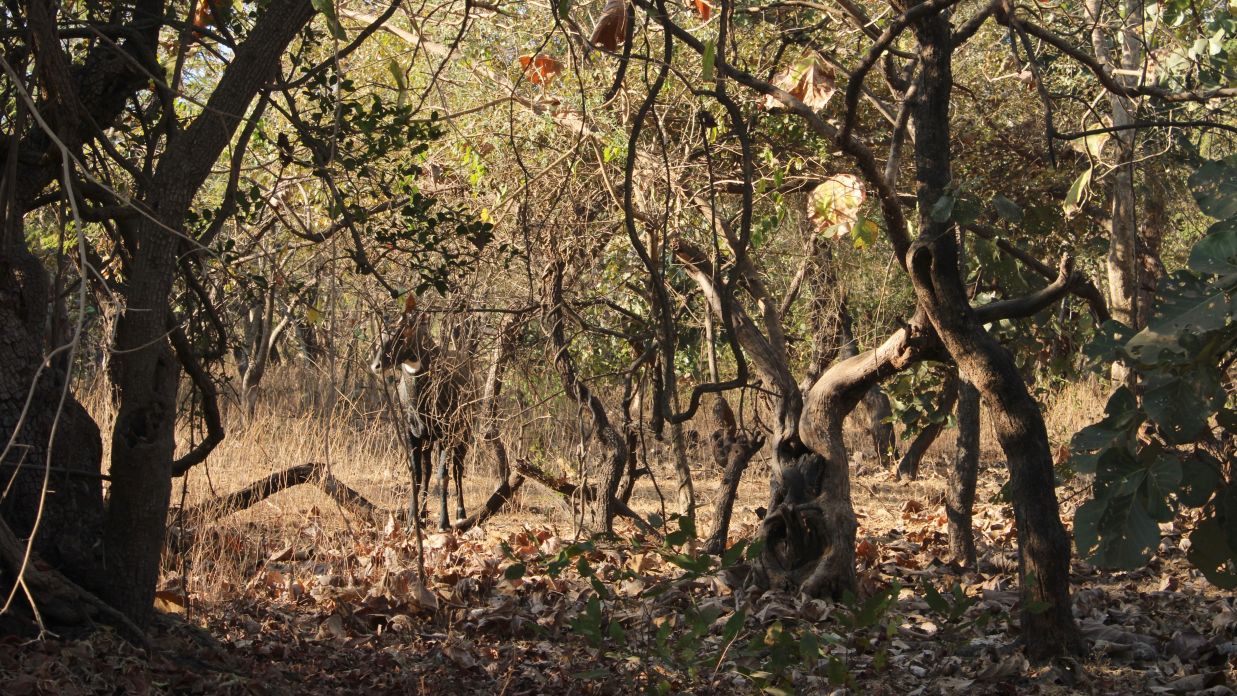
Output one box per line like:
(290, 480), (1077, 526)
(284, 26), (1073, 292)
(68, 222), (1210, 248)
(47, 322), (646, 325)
(543, 263), (628, 532)
(947, 379), (980, 567)
(906, 5), (1082, 659)
(99, 0), (317, 624)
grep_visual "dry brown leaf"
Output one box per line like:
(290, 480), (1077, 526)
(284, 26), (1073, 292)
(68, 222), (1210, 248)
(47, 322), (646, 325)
(590, 0), (627, 51)
(807, 174), (865, 239)
(268, 543), (294, 562)
(517, 54), (563, 86)
(442, 638), (478, 668)
(762, 53), (836, 110)
(976, 654), (1028, 681)
(153, 589), (188, 614)
(410, 581), (439, 611)
(692, 0), (712, 20)
(855, 538), (878, 564)
(317, 613), (347, 640)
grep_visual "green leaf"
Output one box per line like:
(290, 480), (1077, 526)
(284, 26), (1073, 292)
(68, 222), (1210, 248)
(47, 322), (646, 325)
(1142, 448), (1182, 522)
(702, 39), (716, 82)
(1142, 369), (1224, 444)
(1076, 491), (1160, 569)
(799, 630), (821, 662)
(1179, 450), (1222, 508)
(922, 583), (950, 614)
(1085, 319), (1136, 363)
(930, 193), (955, 222)
(311, 0), (348, 39)
(1062, 167), (1092, 218)
(721, 609), (747, 644)
(504, 562), (526, 580)
(663, 552), (713, 573)
(1187, 517), (1237, 589)
(1070, 386), (1140, 453)
(827, 656), (848, 686)
(1188, 219), (1237, 275)
(721, 540), (747, 567)
(851, 215), (879, 249)
(1188, 156), (1237, 219)
(1145, 271), (1235, 342)
(992, 195), (1023, 223)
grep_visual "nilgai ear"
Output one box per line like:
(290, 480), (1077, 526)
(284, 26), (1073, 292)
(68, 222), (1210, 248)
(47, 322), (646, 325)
(402, 294), (417, 316)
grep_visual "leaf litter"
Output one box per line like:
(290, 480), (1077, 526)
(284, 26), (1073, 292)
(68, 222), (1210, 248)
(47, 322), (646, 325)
(2, 466), (1234, 694)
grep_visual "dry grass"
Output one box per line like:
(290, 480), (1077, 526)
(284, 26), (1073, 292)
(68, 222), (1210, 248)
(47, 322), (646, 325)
(78, 364), (1109, 603)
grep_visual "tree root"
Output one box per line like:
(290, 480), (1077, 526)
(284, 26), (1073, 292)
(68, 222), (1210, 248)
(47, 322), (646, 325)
(0, 516), (147, 646)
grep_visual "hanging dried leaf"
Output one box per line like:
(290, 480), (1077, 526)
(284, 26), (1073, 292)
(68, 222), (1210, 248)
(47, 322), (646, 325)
(590, 0), (628, 51)
(693, 0), (712, 20)
(762, 53), (836, 111)
(192, 0), (230, 36)
(517, 54), (563, 85)
(808, 174), (866, 239)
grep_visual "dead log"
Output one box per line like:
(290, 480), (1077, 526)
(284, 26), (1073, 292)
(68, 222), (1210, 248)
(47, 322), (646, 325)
(182, 462), (378, 522)
(452, 474), (525, 533)
(512, 459), (653, 534)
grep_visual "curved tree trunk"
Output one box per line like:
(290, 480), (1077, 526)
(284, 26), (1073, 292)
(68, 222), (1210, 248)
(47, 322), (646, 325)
(704, 397), (764, 555)
(907, 7), (1082, 660)
(543, 262), (628, 532)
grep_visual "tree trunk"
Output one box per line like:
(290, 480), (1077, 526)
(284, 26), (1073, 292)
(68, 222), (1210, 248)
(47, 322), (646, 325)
(947, 379), (980, 567)
(0, 230), (105, 592)
(542, 263), (628, 532)
(1087, 0), (1143, 386)
(705, 397), (764, 555)
(907, 6), (1081, 660)
(828, 253), (899, 469)
(99, 0), (318, 624)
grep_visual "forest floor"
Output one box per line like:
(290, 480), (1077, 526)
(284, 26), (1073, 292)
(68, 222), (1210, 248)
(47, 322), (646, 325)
(2, 376), (1234, 695)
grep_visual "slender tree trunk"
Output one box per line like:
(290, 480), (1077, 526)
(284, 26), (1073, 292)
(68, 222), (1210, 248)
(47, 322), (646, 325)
(479, 318), (519, 481)
(948, 379), (980, 567)
(241, 288), (276, 418)
(668, 416), (695, 520)
(543, 263), (628, 531)
(705, 397), (764, 554)
(1087, 0), (1143, 386)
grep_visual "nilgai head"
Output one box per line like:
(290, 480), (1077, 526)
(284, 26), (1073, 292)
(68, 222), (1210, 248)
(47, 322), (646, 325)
(371, 295), (436, 376)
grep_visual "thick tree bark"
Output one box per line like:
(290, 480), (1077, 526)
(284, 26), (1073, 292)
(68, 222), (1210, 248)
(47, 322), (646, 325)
(907, 7), (1082, 660)
(0, 255), (105, 589)
(100, 0), (317, 624)
(0, 3), (153, 603)
(836, 308), (900, 470)
(704, 397), (764, 555)
(791, 312), (943, 596)
(947, 379), (980, 567)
